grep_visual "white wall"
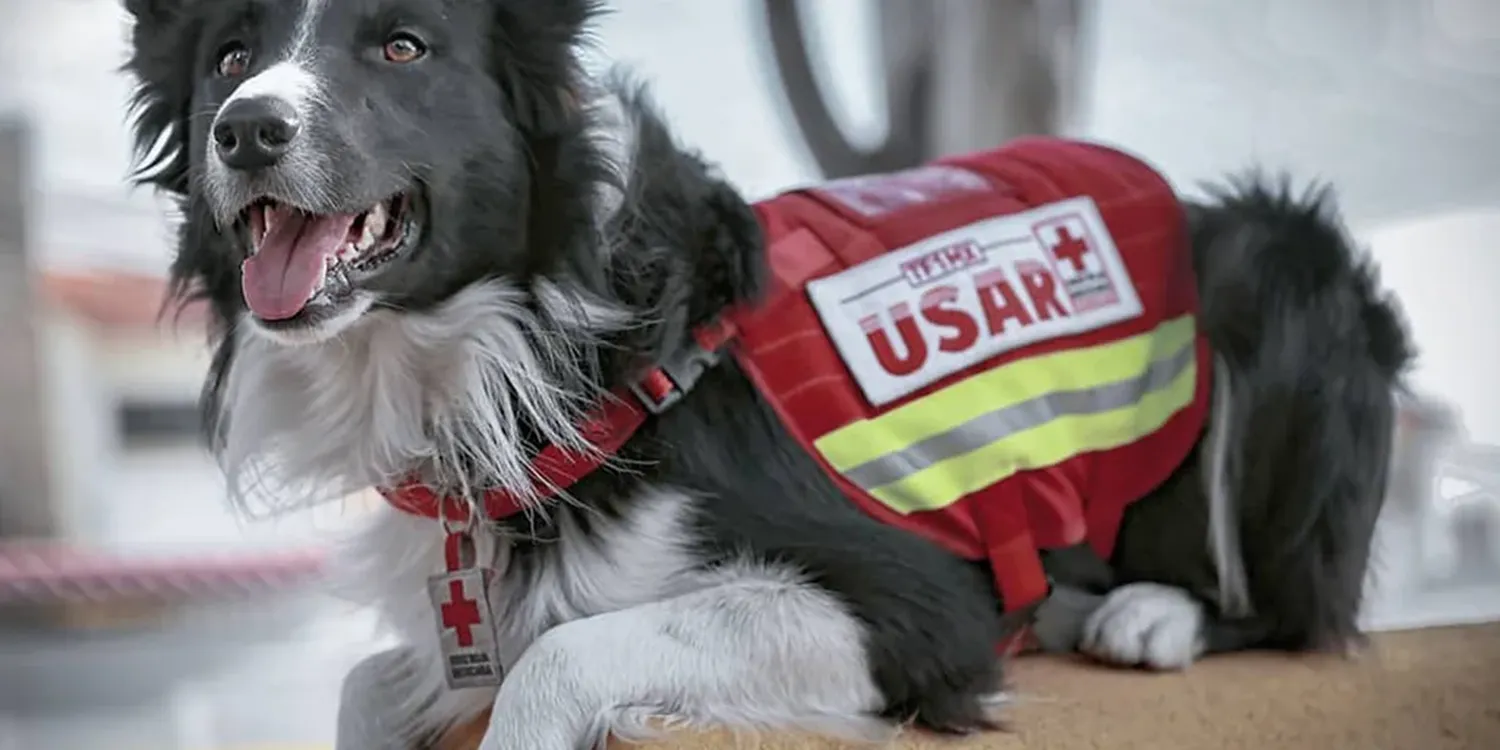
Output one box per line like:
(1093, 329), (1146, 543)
(1366, 211), (1500, 444)
(39, 313), (117, 545)
(0, 0), (176, 275)
(1082, 0), (1500, 227)
(1077, 2), (1500, 452)
(99, 330), (212, 404)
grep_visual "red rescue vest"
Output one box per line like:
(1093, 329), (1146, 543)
(729, 137), (1211, 617)
(383, 136), (1211, 628)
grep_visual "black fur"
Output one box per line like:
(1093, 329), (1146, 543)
(123, 0), (1006, 732)
(533, 95), (1010, 733)
(1102, 180), (1413, 653)
(122, 0), (1411, 740)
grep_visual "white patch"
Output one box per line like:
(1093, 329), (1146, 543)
(335, 489), (888, 749)
(221, 279), (630, 515)
(226, 0), (326, 108)
(806, 197), (1143, 406)
(1203, 354), (1253, 618)
(245, 292), (377, 346)
(583, 83), (640, 221)
(223, 60), (324, 113)
(208, 0), (329, 174)
(1080, 582), (1206, 671)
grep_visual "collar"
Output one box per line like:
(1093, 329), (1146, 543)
(378, 318), (739, 522)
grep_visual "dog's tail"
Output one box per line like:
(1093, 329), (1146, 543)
(1188, 177), (1413, 650)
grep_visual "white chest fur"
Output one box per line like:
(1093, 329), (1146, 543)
(219, 280), (630, 514)
(337, 487), (709, 736)
(219, 279), (704, 733)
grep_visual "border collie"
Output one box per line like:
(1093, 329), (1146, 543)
(122, 1), (1413, 748)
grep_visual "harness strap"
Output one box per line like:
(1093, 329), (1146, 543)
(379, 318), (739, 521)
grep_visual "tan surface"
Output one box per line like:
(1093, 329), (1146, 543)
(438, 624), (1500, 750)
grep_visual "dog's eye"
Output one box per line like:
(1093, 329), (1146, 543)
(383, 32), (427, 64)
(215, 43), (252, 78)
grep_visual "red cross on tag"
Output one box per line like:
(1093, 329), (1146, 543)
(1033, 211), (1123, 313)
(1048, 225), (1092, 274)
(441, 578), (483, 647)
(427, 530), (503, 689)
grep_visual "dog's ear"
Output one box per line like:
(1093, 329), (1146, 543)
(683, 175), (765, 324)
(603, 85), (765, 332)
(122, 0), (184, 25)
(488, 0), (603, 136)
(121, 0), (200, 195)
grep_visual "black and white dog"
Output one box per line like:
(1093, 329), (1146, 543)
(122, 0), (1413, 748)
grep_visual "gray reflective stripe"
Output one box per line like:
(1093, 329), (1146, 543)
(841, 341), (1198, 490)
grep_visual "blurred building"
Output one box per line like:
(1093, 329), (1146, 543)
(0, 0), (1495, 747)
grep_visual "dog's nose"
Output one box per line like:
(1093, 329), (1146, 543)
(212, 97), (301, 171)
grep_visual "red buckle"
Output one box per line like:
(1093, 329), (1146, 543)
(629, 368), (685, 414)
(628, 323), (733, 414)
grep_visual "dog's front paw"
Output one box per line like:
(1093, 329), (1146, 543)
(1080, 583), (1205, 671)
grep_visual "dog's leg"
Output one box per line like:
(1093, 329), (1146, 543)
(1080, 363), (1323, 669)
(1037, 535), (1215, 669)
(1077, 362), (1244, 670)
(1031, 584), (1105, 653)
(476, 573), (896, 750)
(336, 649), (425, 750)
(1076, 442), (1277, 670)
(1089, 180), (1412, 670)
(1031, 544), (1111, 653)
(1078, 582), (1208, 670)
(1178, 182), (1410, 655)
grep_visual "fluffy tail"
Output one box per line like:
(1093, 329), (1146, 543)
(1189, 177), (1414, 650)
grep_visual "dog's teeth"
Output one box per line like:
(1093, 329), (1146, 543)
(247, 206), (267, 254)
(356, 220), (377, 252)
(364, 202), (388, 246)
(263, 207), (279, 239)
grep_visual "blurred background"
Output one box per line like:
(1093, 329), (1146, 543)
(0, 0), (1497, 747)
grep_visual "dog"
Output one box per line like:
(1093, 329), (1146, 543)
(121, 0), (1413, 748)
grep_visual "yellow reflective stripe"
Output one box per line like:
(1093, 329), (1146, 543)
(840, 342), (1195, 490)
(865, 360), (1197, 513)
(815, 314), (1198, 471)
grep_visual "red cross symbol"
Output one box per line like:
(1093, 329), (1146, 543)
(441, 579), (482, 647)
(1049, 225), (1092, 273)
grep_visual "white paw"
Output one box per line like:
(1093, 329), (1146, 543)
(1080, 583), (1206, 671)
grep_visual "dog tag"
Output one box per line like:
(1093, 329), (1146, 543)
(428, 530), (504, 689)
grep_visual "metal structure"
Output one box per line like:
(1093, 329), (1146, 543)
(760, 0), (1090, 178)
(0, 544), (325, 604)
(0, 118), (57, 540)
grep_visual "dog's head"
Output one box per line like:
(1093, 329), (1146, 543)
(123, 0), (619, 345)
(123, 0), (763, 504)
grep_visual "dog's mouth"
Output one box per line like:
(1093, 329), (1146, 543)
(238, 188), (424, 322)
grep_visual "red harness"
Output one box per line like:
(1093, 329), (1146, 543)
(379, 318), (740, 523)
(381, 137), (1210, 641)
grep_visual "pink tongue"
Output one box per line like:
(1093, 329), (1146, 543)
(241, 208), (358, 320)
